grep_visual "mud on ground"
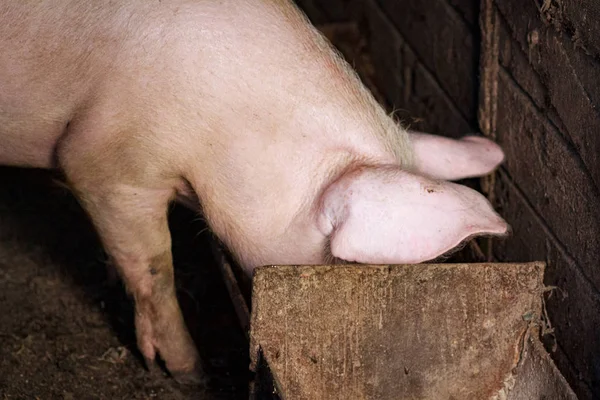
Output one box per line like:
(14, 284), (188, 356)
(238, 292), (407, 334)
(0, 168), (249, 399)
(0, 22), (380, 400)
(0, 22), (482, 400)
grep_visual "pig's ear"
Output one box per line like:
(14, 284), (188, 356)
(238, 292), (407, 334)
(317, 166), (509, 264)
(409, 132), (505, 181)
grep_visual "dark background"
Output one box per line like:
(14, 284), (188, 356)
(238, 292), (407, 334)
(1, 1), (599, 399)
(294, 1), (599, 398)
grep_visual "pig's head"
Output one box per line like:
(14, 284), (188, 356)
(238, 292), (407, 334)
(317, 133), (509, 264)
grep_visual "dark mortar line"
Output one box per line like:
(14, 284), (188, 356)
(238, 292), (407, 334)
(538, 0), (600, 63)
(498, 167), (600, 298)
(495, 5), (600, 193)
(509, 0), (600, 64)
(498, 67), (600, 199)
(497, 2), (600, 121)
(372, 0), (475, 126)
(441, 0), (476, 30)
(552, 32), (600, 121)
(549, 336), (597, 398)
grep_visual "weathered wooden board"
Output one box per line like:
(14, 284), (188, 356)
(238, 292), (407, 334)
(490, 165), (600, 400)
(364, 0), (473, 136)
(298, 0), (479, 136)
(480, 0), (600, 292)
(249, 263), (550, 399)
(375, 0), (479, 125)
(494, 0), (600, 190)
(478, 0), (600, 397)
(503, 333), (578, 400)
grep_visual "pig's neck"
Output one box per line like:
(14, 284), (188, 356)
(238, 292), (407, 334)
(180, 115), (407, 274)
(175, 0), (414, 271)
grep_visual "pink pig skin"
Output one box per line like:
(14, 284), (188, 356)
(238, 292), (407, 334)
(0, 0), (508, 383)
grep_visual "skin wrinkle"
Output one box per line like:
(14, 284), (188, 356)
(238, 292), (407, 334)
(0, 0), (508, 383)
(321, 163), (508, 264)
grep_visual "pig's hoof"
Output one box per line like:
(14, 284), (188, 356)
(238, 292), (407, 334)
(144, 357), (164, 377)
(171, 364), (207, 386)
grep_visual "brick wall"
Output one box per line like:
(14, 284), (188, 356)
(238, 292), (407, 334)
(295, 0), (600, 398)
(296, 0), (481, 135)
(479, 1), (600, 398)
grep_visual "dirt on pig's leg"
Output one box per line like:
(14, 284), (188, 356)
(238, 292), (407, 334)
(57, 136), (203, 385)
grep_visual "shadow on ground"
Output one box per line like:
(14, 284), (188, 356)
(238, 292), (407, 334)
(0, 167), (249, 399)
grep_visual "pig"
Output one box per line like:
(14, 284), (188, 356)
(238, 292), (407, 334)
(0, 0), (509, 384)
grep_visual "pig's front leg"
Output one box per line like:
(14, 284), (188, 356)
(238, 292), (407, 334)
(58, 141), (202, 384)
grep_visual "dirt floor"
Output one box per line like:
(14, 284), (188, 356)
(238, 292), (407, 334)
(0, 21), (483, 400)
(0, 21), (381, 400)
(0, 167), (250, 399)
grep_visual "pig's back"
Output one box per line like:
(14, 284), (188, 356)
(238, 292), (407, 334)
(1, 1), (114, 166)
(168, 1), (412, 269)
(0, 0), (411, 271)
(0, 0), (203, 168)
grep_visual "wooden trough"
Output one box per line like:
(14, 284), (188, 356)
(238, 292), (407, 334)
(211, 246), (577, 399)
